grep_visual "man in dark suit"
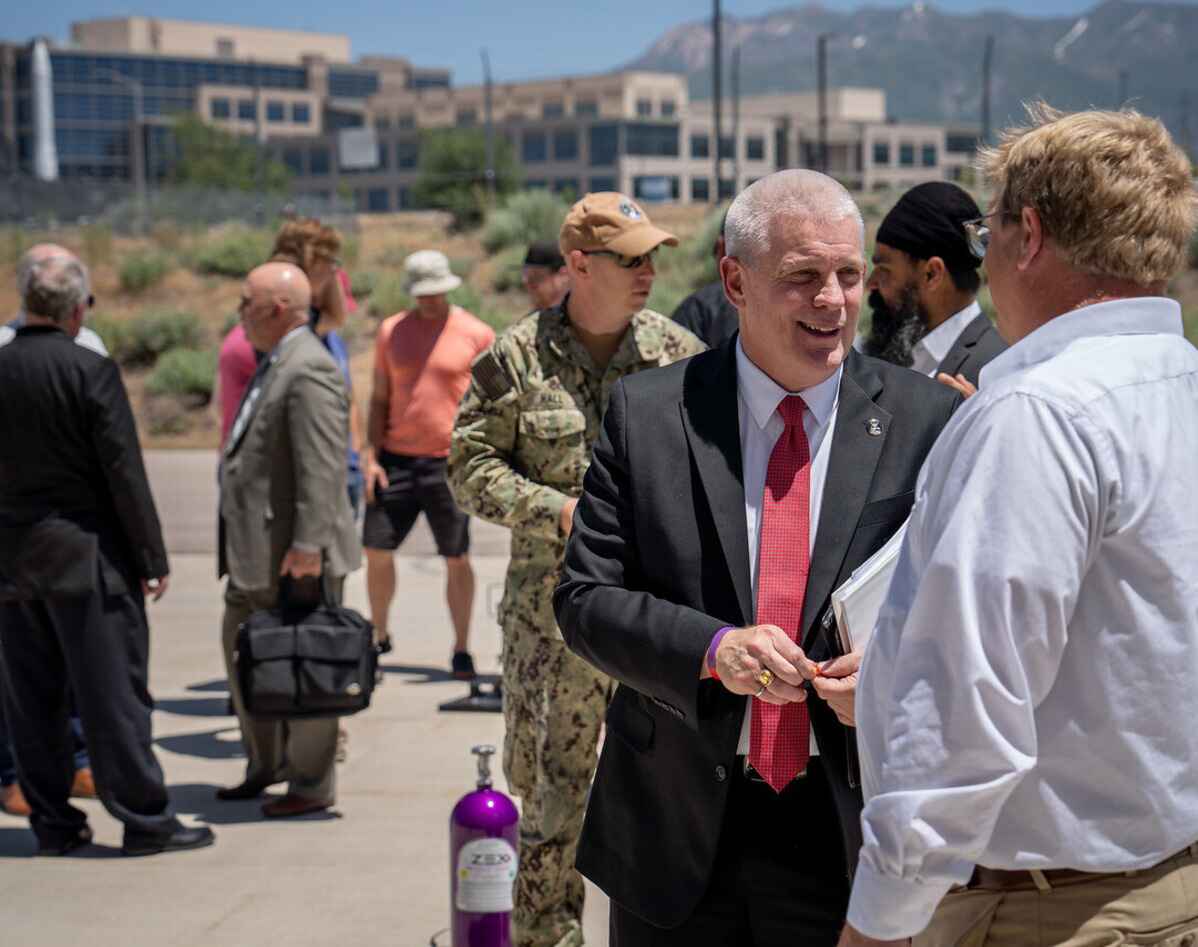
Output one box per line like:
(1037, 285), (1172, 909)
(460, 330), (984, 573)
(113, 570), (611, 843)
(554, 170), (960, 945)
(861, 182), (1006, 395)
(670, 211), (741, 349)
(217, 261), (360, 818)
(0, 254), (214, 856)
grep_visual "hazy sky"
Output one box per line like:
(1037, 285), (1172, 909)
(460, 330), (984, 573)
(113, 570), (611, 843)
(4, 0), (1188, 85)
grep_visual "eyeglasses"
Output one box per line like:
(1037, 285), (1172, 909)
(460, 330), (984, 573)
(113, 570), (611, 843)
(963, 212), (1006, 260)
(582, 249), (658, 269)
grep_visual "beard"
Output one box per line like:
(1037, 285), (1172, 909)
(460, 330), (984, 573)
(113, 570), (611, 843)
(862, 286), (928, 368)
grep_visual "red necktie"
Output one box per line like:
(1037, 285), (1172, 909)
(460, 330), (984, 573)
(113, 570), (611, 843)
(749, 395), (812, 793)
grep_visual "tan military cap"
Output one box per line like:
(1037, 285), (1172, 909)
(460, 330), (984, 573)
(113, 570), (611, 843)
(559, 192), (679, 258)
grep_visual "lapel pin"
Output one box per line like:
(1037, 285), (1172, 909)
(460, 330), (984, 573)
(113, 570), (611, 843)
(866, 418), (883, 437)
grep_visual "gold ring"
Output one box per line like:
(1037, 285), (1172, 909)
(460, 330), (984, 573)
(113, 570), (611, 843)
(756, 669), (774, 690)
(753, 685), (767, 699)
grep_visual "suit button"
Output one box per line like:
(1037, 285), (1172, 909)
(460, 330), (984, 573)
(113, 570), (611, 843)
(714, 765), (728, 782)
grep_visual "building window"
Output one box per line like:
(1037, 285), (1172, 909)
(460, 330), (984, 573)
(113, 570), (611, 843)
(553, 178), (579, 197)
(921, 144), (937, 167)
(375, 116), (391, 131)
(899, 143), (915, 167)
(625, 123), (679, 158)
(589, 124), (619, 166)
(210, 98), (231, 120)
(636, 98), (653, 117)
(553, 129), (579, 161)
(746, 136), (765, 161)
(328, 70), (381, 99)
(661, 100), (676, 118)
(397, 187), (411, 209)
(309, 147), (330, 175)
(690, 134), (710, 159)
(543, 101), (564, 119)
(215, 37), (235, 58)
(525, 179), (548, 190)
(398, 113), (416, 130)
(456, 108), (477, 127)
(575, 99), (598, 118)
(237, 99), (255, 121)
(377, 141), (390, 170)
(634, 175), (680, 202)
(282, 148), (304, 175)
(522, 130), (548, 163)
(946, 134), (978, 154)
(397, 139), (419, 169)
(367, 188), (391, 212)
(873, 142), (891, 165)
(589, 176), (617, 192)
(718, 136), (735, 159)
(266, 101), (285, 123)
(691, 177), (710, 202)
(718, 179), (736, 200)
(292, 103), (311, 124)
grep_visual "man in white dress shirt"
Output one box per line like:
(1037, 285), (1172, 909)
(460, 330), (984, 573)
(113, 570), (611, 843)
(0, 244), (108, 356)
(839, 107), (1198, 947)
(860, 182), (1005, 395)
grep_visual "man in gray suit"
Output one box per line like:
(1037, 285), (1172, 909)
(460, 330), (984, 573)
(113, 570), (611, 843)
(216, 262), (360, 819)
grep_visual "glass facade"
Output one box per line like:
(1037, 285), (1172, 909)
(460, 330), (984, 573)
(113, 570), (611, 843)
(899, 143), (915, 167)
(522, 130), (547, 163)
(589, 124), (619, 166)
(553, 129), (578, 161)
(921, 143), (937, 167)
(327, 69), (380, 99)
(625, 123), (679, 158)
(873, 142), (890, 165)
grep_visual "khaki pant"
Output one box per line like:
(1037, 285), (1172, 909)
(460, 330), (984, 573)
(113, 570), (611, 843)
(917, 846), (1198, 947)
(503, 629), (610, 947)
(221, 581), (340, 801)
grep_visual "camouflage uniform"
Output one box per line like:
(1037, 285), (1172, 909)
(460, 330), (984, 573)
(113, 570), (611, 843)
(449, 301), (704, 947)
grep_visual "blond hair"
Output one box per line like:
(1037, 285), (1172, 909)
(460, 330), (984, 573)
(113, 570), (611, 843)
(979, 104), (1197, 286)
(270, 217), (341, 274)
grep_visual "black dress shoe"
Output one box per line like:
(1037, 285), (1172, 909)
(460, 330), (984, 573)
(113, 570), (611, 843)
(122, 824), (215, 857)
(215, 779), (273, 800)
(36, 824), (93, 857)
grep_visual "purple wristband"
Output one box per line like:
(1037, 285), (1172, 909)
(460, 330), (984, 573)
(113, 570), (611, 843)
(706, 626), (735, 678)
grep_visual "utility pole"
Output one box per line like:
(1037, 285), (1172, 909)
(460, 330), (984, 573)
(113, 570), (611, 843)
(981, 35), (994, 148)
(817, 33), (829, 174)
(731, 45), (741, 193)
(481, 49), (495, 205)
(1117, 70), (1129, 108)
(712, 0), (723, 203)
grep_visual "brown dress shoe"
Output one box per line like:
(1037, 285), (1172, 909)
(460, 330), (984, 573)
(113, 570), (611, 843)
(1, 782), (32, 817)
(261, 794), (333, 819)
(70, 768), (97, 799)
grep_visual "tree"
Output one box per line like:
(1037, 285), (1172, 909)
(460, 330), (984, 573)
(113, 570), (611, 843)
(170, 114), (290, 192)
(411, 128), (519, 230)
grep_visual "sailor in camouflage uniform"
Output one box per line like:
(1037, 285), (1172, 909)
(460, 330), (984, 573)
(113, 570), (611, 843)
(449, 193), (706, 947)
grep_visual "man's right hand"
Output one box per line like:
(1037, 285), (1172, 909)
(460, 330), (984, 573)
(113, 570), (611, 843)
(711, 624), (818, 706)
(560, 497), (579, 538)
(364, 459), (388, 505)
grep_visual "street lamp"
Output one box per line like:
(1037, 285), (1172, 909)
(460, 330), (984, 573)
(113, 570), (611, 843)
(815, 33), (866, 175)
(95, 68), (147, 235)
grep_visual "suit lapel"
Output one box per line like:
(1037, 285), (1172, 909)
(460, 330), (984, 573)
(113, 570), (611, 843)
(680, 344), (753, 623)
(224, 330), (305, 457)
(801, 352), (890, 647)
(937, 313), (987, 379)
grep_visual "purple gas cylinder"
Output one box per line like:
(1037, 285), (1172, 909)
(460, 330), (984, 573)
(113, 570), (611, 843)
(450, 744), (520, 947)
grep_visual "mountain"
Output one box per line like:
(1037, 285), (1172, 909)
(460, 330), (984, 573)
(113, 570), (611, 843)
(626, 0), (1198, 142)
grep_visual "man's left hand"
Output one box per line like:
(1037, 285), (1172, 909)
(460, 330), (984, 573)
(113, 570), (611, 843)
(811, 650), (862, 726)
(280, 547), (322, 578)
(836, 923), (911, 947)
(141, 575), (170, 602)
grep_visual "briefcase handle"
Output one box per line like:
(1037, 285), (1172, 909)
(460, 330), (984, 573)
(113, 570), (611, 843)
(278, 564), (335, 611)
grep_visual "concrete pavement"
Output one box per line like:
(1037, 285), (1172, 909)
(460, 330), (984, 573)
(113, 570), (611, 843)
(0, 451), (609, 946)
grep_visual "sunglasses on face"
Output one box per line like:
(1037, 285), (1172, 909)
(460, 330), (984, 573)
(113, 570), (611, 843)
(963, 212), (1008, 260)
(583, 249), (658, 269)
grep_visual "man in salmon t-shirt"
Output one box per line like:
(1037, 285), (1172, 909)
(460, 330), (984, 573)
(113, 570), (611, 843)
(363, 250), (495, 679)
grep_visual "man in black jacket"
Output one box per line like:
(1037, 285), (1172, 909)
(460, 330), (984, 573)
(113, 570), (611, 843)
(554, 170), (959, 946)
(670, 212), (740, 349)
(0, 254), (213, 857)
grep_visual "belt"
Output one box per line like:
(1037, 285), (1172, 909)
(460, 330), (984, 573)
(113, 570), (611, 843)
(965, 843), (1198, 893)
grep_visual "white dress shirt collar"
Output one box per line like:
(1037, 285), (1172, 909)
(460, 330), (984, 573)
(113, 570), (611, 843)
(735, 339), (842, 431)
(910, 300), (981, 375)
(979, 296), (1182, 389)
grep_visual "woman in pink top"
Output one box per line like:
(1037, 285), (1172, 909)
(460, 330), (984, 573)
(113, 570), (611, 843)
(216, 323), (260, 448)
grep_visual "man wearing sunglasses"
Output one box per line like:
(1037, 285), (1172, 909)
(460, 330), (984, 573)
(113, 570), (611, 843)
(450, 192), (704, 947)
(862, 183), (1005, 397)
(0, 244), (108, 357)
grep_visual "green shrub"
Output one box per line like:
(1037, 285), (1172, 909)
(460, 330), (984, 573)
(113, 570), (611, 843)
(80, 224), (113, 266)
(102, 310), (205, 366)
(192, 226), (272, 278)
(349, 269), (377, 297)
(119, 251), (173, 293)
(143, 395), (191, 436)
(146, 347), (218, 403)
(0, 227), (29, 265)
(491, 245), (526, 293)
(482, 191), (571, 254)
(89, 313), (133, 361)
(369, 272), (407, 319)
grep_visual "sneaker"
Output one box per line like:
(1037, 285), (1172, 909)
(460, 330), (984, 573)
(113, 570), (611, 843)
(451, 651), (477, 681)
(376, 634), (393, 655)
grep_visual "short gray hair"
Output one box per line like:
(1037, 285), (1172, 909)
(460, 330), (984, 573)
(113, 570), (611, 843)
(23, 256), (91, 323)
(724, 169), (864, 262)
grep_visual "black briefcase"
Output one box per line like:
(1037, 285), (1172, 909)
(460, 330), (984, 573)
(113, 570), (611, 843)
(235, 576), (379, 720)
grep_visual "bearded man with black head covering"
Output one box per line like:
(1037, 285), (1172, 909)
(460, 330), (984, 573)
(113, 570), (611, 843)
(862, 182), (1006, 392)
